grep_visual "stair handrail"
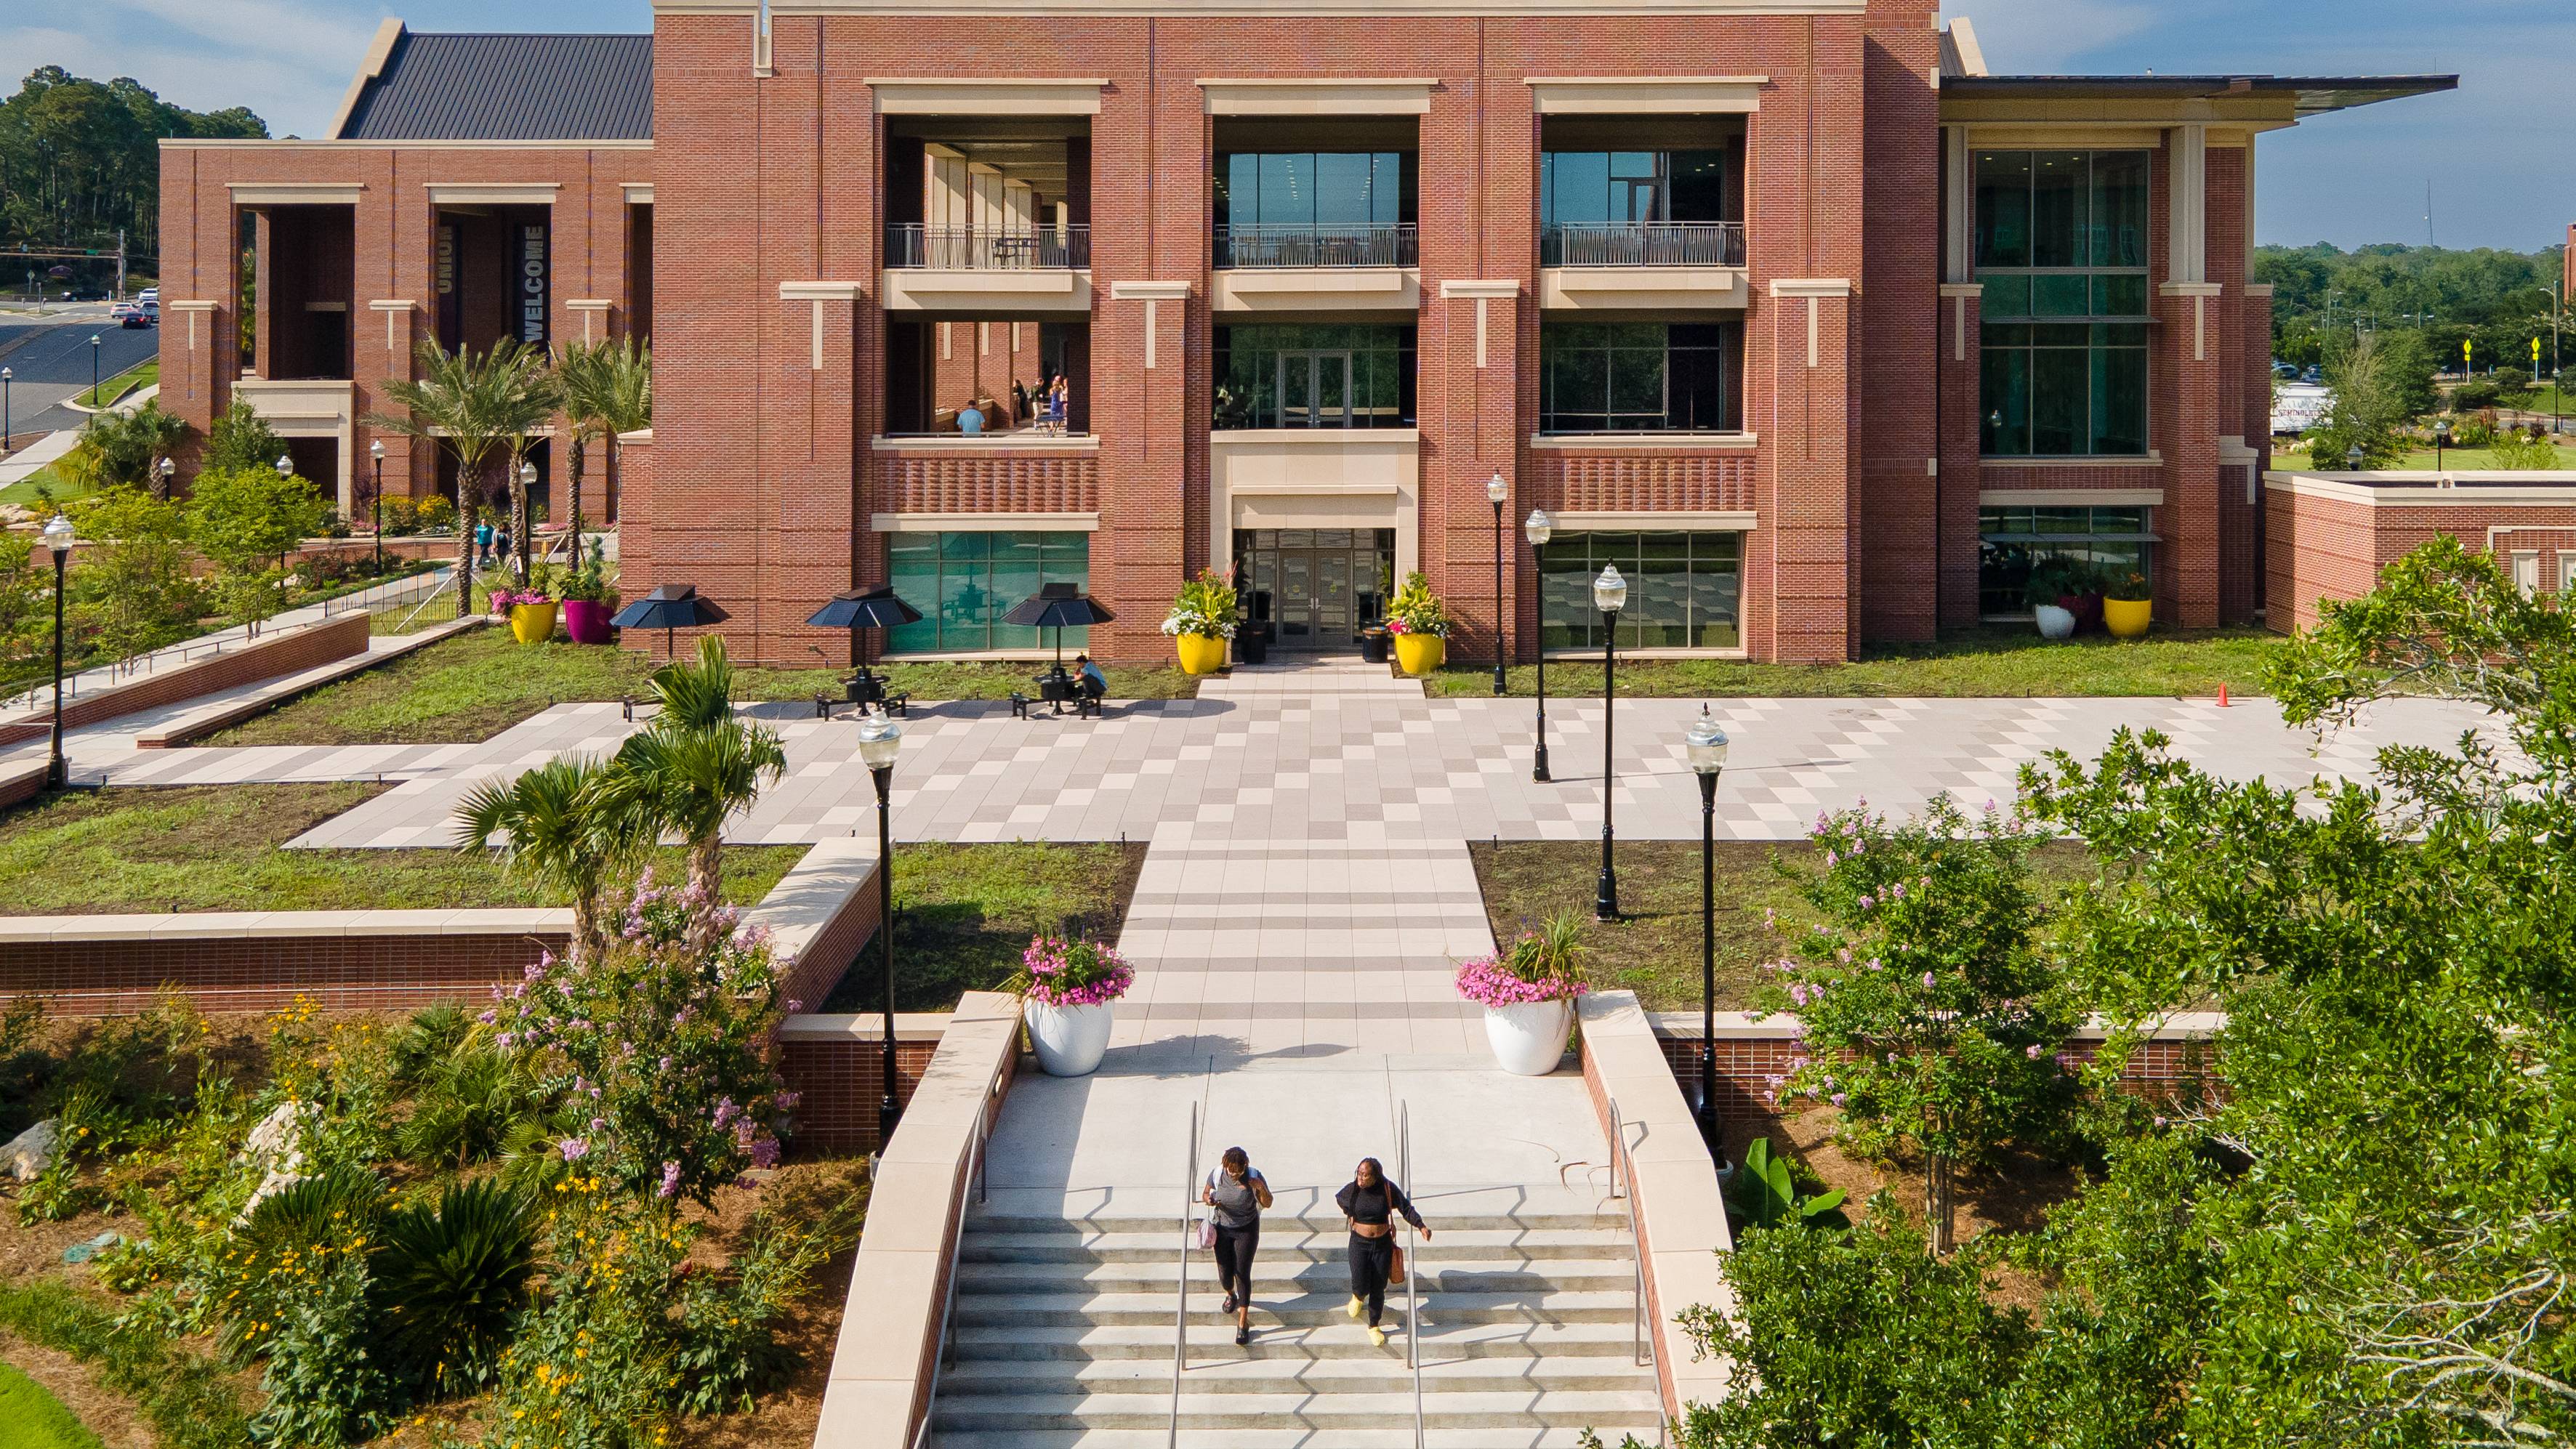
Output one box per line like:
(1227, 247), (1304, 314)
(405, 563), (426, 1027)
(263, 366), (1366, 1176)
(906, 1046), (1007, 1449)
(1608, 1097), (1657, 1371)
(1168, 1100), (1198, 1449)
(1401, 1100), (1425, 1449)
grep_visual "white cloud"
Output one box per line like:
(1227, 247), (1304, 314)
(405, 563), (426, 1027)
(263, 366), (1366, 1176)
(0, 0), (382, 136)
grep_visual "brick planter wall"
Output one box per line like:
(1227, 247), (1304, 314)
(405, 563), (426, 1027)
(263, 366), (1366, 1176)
(776, 1025), (949, 1155)
(0, 611), (371, 744)
(0, 916), (571, 1015)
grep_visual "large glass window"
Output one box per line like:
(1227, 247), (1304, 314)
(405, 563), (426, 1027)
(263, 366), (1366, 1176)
(886, 531), (1090, 653)
(1212, 324), (1414, 429)
(1539, 532), (1744, 650)
(1976, 150), (2150, 457)
(1217, 151), (1407, 229)
(1976, 506), (2156, 617)
(1540, 150), (1733, 225)
(1540, 323), (1743, 434)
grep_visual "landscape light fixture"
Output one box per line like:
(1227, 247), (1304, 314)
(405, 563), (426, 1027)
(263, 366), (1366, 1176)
(2433, 418), (2451, 469)
(88, 334), (100, 403)
(43, 515), (75, 789)
(154, 456), (174, 499)
(855, 711), (907, 1150)
(2345, 444), (2365, 472)
(3, 366), (13, 450)
(1683, 706), (1731, 1158)
(1487, 471), (1510, 695)
(369, 440), (387, 575)
(1524, 508), (1553, 782)
(1593, 563), (1627, 921)
(275, 453), (294, 480)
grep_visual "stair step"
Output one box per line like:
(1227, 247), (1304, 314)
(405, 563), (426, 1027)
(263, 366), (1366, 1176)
(940, 1355), (1655, 1397)
(963, 1227), (1634, 1266)
(946, 1319), (1653, 1363)
(972, 1211), (1625, 1235)
(957, 1259), (1639, 1295)
(931, 1389), (1665, 1432)
(955, 1289), (1637, 1329)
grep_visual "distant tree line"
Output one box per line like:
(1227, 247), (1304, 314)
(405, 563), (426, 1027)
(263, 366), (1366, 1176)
(0, 65), (266, 278)
(2257, 241), (2569, 376)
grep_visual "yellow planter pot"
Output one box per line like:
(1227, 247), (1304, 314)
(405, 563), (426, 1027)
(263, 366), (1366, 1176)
(1175, 633), (1228, 675)
(1393, 632), (1446, 677)
(2104, 598), (2152, 639)
(509, 602), (560, 645)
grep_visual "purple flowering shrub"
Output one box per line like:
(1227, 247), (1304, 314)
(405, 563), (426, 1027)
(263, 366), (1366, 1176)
(1754, 796), (2077, 1248)
(1010, 935), (1135, 1009)
(1456, 911), (1591, 1008)
(489, 873), (796, 1207)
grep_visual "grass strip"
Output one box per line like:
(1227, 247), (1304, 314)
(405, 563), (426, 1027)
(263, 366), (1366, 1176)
(71, 360), (158, 411)
(0, 1282), (249, 1449)
(821, 841), (1148, 1012)
(0, 1361), (108, 1449)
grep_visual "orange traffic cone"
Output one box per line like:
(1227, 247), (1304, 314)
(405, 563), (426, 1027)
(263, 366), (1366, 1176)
(2217, 684), (2231, 708)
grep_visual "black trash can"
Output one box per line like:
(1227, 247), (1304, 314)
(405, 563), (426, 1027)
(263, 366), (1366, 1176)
(1236, 621), (1271, 665)
(1358, 626), (1391, 664)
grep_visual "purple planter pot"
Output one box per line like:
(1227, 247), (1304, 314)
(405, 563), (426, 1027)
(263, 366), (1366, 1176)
(560, 599), (615, 645)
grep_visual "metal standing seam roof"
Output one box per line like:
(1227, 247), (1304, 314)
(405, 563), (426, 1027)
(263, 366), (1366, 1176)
(1941, 73), (2458, 117)
(339, 32), (654, 142)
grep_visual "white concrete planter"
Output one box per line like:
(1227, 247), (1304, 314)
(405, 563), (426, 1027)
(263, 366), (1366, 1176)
(2034, 604), (2077, 639)
(1027, 1000), (1116, 1077)
(1481, 998), (1575, 1076)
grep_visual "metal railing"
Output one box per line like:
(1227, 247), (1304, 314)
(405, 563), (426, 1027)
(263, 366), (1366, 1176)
(1400, 1100), (1425, 1449)
(1542, 221), (1746, 268)
(1214, 223), (1417, 269)
(885, 224), (1090, 270)
(1607, 1099), (1658, 1375)
(1168, 1102), (1199, 1449)
(906, 1049), (1006, 1449)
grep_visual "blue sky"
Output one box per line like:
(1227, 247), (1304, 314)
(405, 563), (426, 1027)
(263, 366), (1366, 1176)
(2, 0), (2563, 252)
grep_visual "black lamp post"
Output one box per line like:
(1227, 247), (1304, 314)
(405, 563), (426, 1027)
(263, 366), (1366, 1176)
(856, 710), (906, 1149)
(2345, 443), (2365, 475)
(517, 461), (538, 581)
(87, 334), (100, 405)
(1525, 509), (1553, 782)
(1487, 471), (1508, 695)
(153, 456), (174, 501)
(3, 366), (13, 450)
(2432, 418), (2451, 470)
(369, 440), (386, 576)
(43, 514), (74, 789)
(1683, 706), (1731, 1157)
(1593, 562), (1627, 921)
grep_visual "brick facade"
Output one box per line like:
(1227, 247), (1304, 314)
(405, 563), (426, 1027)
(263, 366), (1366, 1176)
(2267, 474), (2576, 634)
(0, 926), (573, 1016)
(1653, 1022), (2218, 1129)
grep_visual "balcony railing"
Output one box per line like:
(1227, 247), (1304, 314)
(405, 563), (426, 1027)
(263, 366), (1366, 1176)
(885, 225), (1090, 270)
(1214, 223), (1418, 269)
(1542, 222), (1746, 268)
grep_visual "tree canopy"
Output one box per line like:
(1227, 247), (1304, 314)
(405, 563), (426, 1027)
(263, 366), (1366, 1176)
(0, 67), (265, 271)
(2258, 241), (2569, 375)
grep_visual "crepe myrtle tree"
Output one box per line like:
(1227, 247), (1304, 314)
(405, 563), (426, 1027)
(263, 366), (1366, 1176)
(1754, 795), (2078, 1255)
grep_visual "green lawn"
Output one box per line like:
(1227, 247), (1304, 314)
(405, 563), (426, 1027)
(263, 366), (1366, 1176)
(211, 627), (1196, 746)
(0, 466), (91, 509)
(2385, 443), (2573, 471)
(0, 782), (804, 915)
(71, 360), (157, 411)
(1427, 626), (2282, 700)
(1470, 839), (2094, 1012)
(0, 1363), (105, 1449)
(819, 841), (1147, 1012)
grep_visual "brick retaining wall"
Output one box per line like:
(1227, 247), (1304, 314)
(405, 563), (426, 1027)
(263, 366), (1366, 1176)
(776, 1022), (948, 1155)
(0, 916), (573, 1015)
(0, 611), (371, 745)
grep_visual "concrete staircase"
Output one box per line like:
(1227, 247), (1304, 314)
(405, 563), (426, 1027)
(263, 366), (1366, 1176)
(927, 1192), (1665, 1448)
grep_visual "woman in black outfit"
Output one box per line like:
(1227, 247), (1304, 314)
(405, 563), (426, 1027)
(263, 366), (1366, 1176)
(1335, 1157), (1429, 1347)
(1202, 1146), (1271, 1345)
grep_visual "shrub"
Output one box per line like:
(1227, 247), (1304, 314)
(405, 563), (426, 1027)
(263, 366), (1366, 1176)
(414, 494), (456, 534)
(2489, 425), (2560, 471)
(372, 1179), (539, 1396)
(186, 464), (326, 632)
(1723, 1137), (1849, 1231)
(1385, 571), (1452, 637)
(400, 1038), (542, 1167)
(2022, 555), (2099, 610)
(2450, 413), (2498, 448)
(1457, 911), (1591, 1006)
(0, 1280), (251, 1449)
(1007, 935), (1135, 1008)
(2102, 569), (2151, 604)
(204, 399), (284, 475)
(2450, 378), (2502, 412)
(1160, 569), (1239, 640)
(2493, 366), (2530, 393)
(2308, 330), (2419, 468)
(218, 1166), (390, 1360)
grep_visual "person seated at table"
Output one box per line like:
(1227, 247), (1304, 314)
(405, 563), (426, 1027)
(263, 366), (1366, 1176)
(1075, 653), (1107, 701)
(957, 403), (986, 435)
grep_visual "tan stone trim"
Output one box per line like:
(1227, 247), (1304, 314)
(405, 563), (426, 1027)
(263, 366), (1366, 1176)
(689, 0), (1863, 13)
(1768, 277), (1852, 298)
(2159, 281), (2225, 298)
(616, 428), (653, 445)
(1938, 282), (1984, 298)
(869, 434), (1099, 452)
(1215, 268), (1419, 314)
(165, 299), (219, 312)
(565, 298), (615, 310)
(1214, 429), (1420, 445)
(1540, 267), (1745, 312)
(174, 139), (651, 151)
(2243, 283), (2276, 299)
(1108, 280), (1192, 301)
(1979, 488), (2165, 507)
(1198, 78), (1437, 116)
(1550, 510), (1757, 530)
(328, 18), (406, 142)
(781, 281), (865, 301)
(1528, 432), (1756, 451)
(1438, 279), (1521, 299)
(1961, 124), (2168, 148)
(777, 1012), (951, 1044)
(622, 182), (656, 204)
(2266, 470), (2576, 506)
(868, 512), (1101, 533)
(229, 182), (363, 205)
(425, 182), (561, 206)
(866, 77), (1107, 115)
(1980, 453), (2163, 468)
(1526, 76), (1766, 113)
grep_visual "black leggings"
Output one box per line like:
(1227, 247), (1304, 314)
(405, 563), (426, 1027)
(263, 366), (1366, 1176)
(1212, 1224), (1258, 1304)
(1347, 1232), (1396, 1327)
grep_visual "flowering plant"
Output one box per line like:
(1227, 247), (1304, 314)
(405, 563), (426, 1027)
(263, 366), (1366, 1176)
(1007, 934), (1135, 1008)
(1384, 572), (1452, 638)
(488, 874), (797, 1206)
(1456, 911), (1590, 1007)
(1161, 570), (1239, 640)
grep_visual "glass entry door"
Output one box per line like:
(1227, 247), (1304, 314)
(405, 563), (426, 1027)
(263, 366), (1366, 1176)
(1277, 351), (1353, 427)
(1235, 528), (1396, 650)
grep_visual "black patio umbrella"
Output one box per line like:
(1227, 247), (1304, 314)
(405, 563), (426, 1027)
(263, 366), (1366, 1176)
(609, 584), (730, 660)
(1002, 582), (1115, 677)
(807, 586), (923, 689)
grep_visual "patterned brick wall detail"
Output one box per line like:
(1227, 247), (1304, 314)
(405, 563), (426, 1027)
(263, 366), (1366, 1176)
(4, 931), (571, 1017)
(1536, 453), (1758, 514)
(873, 454), (1102, 517)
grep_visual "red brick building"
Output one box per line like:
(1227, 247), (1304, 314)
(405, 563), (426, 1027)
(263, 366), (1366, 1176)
(157, 8), (2447, 664)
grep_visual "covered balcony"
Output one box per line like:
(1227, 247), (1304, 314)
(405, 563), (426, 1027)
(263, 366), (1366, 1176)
(1211, 118), (1421, 313)
(882, 317), (1091, 442)
(882, 118), (1092, 313)
(1537, 118), (1748, 311)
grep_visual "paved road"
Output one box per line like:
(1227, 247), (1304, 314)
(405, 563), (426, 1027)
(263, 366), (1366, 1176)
(0, 314), (161, 440)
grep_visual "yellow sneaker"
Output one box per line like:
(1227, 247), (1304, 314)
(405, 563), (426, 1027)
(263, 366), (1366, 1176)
(1345, 1296), (1364, 1320)
(1367, 1326), (1388, 1348)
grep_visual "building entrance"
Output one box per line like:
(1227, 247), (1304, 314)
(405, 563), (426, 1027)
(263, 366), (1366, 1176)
(1233, 528), (1394, 651)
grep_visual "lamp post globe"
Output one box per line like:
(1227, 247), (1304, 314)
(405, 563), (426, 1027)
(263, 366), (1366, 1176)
(1524, 509), (1553, 781)
(2432, 417), (2451, 469)
(42, 514), (76, 789)
(1487, 471), (1509, 695)
(154, 456), (175, 499)
(1593, 563), (1627, 921)
(855, 710), (906, 1148)
(275, 453), (293, 479)
(2344, 444), (2365, 472)
(1683, 706), (1730, 1154)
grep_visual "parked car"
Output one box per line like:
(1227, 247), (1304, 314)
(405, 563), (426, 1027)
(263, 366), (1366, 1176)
(135, 287), (158, 306)
(113, 303), (148, 328)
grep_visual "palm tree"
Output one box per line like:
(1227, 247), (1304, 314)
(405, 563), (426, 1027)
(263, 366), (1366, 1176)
(453, 755), (642, 957)
(556, 338), (650, 552)
(370, 339), (559, 617)
(602, 637), (786, 903)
